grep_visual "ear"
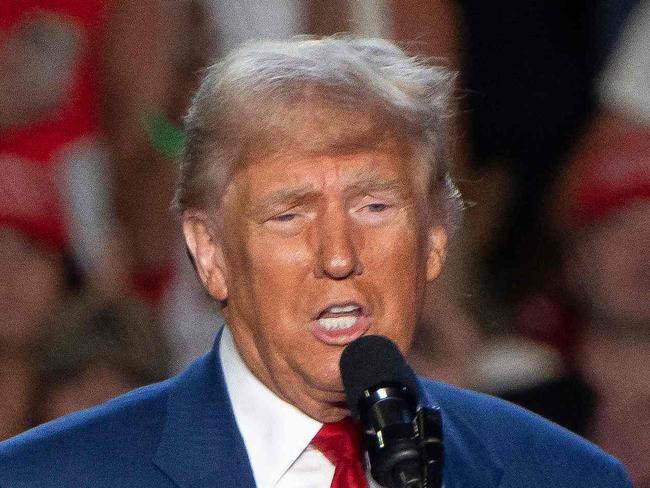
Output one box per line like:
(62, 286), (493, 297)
(425, 225), (448, 282)
(182, 213), (228, 301)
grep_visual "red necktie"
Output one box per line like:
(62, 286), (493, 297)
(311, 417), (369, 488)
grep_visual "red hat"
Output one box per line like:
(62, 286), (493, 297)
(559, 116), (650, 229)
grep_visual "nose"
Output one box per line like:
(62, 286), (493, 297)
(315, 204), (362, 280)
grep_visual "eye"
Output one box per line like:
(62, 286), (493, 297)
(264, 209), (311, 236)
(366, 203), (388, 212)
(273, 213), (297, 222)
(351, 196), (398, 225)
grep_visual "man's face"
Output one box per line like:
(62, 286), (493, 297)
(570, 202), (650, 325)
(185, 144), (446, 422)
(0, 229), (64, 347)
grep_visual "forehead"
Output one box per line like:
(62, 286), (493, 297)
(202, 92), (433, 217)
(225, 83), (423, 168)
(226, 144), (423, 207)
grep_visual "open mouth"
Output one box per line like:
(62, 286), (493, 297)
(311, 302), (371, 345)
(317, 304), (363, 330)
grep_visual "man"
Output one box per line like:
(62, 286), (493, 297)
(0, 37), (631, 487)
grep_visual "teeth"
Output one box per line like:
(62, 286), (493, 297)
(327, 304), (360, 314)
(318, 316), (357, 330)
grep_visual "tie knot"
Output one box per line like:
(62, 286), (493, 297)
(312, 417), (364, 464)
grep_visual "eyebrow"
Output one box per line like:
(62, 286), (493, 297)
(247, 184), (318, 219)
(344, 176), (405, 196)
(246, 168), (409, 219)
(342, 167), (409, 197)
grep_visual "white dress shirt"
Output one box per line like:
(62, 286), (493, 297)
(219, 327), (382, 488)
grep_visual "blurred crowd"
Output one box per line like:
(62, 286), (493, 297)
(1, 1), (648, 485)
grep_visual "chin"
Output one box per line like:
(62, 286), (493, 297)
(317, 403), (351, 423)
(305, 363), (345, 392)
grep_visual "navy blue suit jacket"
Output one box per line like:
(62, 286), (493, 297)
(0, 334), (632, 487)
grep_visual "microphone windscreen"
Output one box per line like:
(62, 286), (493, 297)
(340, 335), (419, 419)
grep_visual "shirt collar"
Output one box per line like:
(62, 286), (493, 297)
(219, 326), (323, 488)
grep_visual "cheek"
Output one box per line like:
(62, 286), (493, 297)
(361, 220), (422, 280)
(361, 224), (423, 330)
(246, 232), (312, 286)
(229, 231), (313, 320)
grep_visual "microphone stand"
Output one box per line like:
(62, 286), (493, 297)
(414, 406), (444, 488)
(361, 387), (444, 488)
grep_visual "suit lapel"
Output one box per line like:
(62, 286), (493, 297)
(152, 332), (504, 488)
(418, 380), (504, 488)
(153, 330), (256, 488)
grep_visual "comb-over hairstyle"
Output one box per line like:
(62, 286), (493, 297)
(174, 36), (463, 232)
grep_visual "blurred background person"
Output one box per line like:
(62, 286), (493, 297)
(0, 0), (113, 277)
(0, 163), (68, 440)
(29, 294), (171, 424)
(0, 0), (204, 437)
(553, 3), (650, 484)
(563, 132), (650, 488)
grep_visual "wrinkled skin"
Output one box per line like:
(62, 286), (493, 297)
(184, 146), (447, 422)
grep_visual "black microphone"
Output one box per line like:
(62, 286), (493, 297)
(340, 335), (424, 488)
